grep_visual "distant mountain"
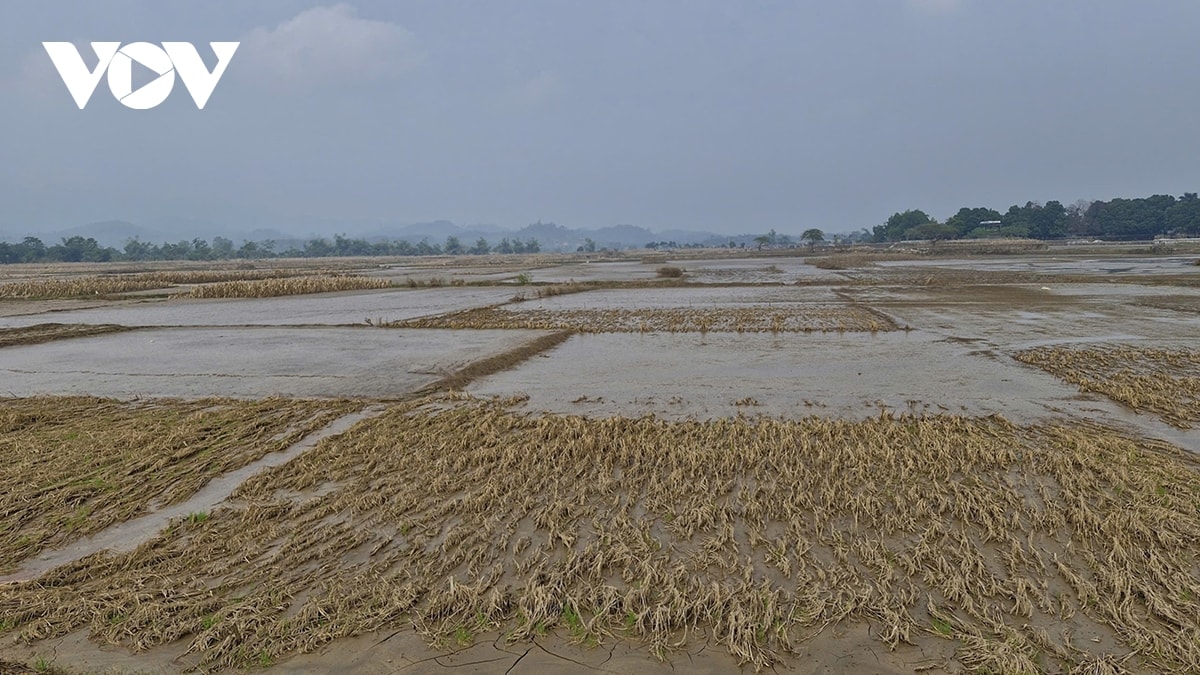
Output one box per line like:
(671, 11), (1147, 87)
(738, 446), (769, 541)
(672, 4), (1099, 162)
(3, 217), (738, 251)
(657, 228), (724, 243)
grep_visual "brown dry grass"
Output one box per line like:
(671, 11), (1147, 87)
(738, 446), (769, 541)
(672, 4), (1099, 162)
(0, 397), (360, 572)
(390, 305), (896, 333)
(0, 278), (168, 299)
(1015, 345), (1200, 428)
(2, 400), (1197, 672)
(187, 276), (393, 298)
(509, 282), (595, 303)
(0, 324), (130, 349)
(131, 269), (304, 285)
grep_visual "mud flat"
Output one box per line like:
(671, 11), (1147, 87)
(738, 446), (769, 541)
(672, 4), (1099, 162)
(875, 254), (1200, 276)
(842, 283), (1200, 347)
(468, 331), (1115, 421)
(679, 256), (846, 284)
(506, 284), (846, 309)
(0, 286), (518, 329)
(0, 327), (551, 398)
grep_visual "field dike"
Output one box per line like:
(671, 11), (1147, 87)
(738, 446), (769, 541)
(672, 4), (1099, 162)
(0, 323), (131, 349)
(1, 399), (1197, 672)
(1015, 345), (1200, 428)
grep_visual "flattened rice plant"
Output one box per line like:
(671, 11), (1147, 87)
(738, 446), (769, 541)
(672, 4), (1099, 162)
(1, 400), (1197, 672)
(187, 276), (393, 298)
(1016, 344), (1200, 428)
(0, 396), (360, 572)
(0, 277), (168, 299)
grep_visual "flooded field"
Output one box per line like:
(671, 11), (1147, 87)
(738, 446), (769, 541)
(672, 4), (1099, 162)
(0, 327), (549, 398)
(1, 249), (1198, 674)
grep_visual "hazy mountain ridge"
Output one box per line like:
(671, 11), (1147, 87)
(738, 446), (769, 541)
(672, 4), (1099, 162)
(8, 219), (737, 251)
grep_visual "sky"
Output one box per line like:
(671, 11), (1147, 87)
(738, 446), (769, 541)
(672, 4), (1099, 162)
(2, 0), (1199, 238)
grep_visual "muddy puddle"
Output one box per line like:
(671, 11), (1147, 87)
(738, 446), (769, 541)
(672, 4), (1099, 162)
(0, 327), (550, 398)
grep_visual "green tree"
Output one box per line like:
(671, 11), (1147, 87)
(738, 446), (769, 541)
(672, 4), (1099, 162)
(906, 222), (958, 241)
(800, 228), (825, 248)
(189, 238), (212, 260)
(944, 207), (1002, 238)
(123, 238), (152, 261)
(470, 237), (490, 254)
(874, 210), (933, 242)
(1166, 193), (1200, 235)
(211, 236), (235, 258)
(444, 235), (463, 255)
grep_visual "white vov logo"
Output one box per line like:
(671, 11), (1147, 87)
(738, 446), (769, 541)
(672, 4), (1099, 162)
(42, 42), (239, 110)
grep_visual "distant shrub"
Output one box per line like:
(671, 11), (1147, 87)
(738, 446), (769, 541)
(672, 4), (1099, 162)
(656, 266), (685, 278)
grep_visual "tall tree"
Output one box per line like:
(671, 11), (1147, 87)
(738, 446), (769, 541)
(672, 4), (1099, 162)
(874, 210), (933, 242)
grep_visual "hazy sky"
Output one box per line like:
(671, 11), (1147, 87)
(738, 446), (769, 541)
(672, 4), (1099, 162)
(2, 1), (1199, 236)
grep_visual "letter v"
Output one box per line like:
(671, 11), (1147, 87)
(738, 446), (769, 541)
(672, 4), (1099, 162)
(163, 42), (239, 109)
(43, 42), (120, 109)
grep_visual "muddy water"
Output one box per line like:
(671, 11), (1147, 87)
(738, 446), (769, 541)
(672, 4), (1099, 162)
(849, 285), (1200, 346)
(469, 331), (1092, 422)
(0, 327), (550, 399)
(877, 254), (1200, 276)
(508, 284), (844, 312)
(0, 620), (945, 675)
(0, 406), (388, 585)
(0, 286), (517, 329)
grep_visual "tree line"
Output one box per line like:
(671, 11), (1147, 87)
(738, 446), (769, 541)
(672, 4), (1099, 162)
(0, 234), (541, 264)
(872, 192), (1200, 243)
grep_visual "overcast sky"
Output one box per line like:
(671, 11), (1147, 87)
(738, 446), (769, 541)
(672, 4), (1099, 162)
(2, 0), (1199, 237)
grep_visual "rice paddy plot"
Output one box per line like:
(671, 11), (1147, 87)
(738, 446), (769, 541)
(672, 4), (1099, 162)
(0, 327), (554, 399)
(468, 331), (1090, 422)
(1016, 344), (1200, 428)
(187, 275), (393, 298)
(391, 304), (895, 333)
(0, 396), (360, 573)
(0, 277), (168, 299)
(2, 398), (1198, 673)
(0, 287), (522, 329)
(130, 269), (306, 285)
